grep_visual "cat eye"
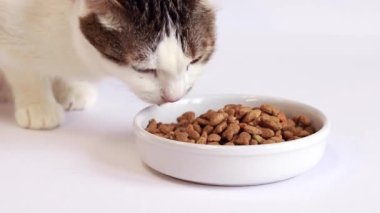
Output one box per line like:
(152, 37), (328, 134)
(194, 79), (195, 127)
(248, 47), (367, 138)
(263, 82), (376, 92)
(187, 57), (202, 71)
(133, 66), (157, 75)
(190, 56), (202, 65)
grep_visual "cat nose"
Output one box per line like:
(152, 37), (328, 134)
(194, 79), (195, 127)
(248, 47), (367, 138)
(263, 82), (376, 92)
(161, 88), (184, 103)
(161, 95), (181, 103)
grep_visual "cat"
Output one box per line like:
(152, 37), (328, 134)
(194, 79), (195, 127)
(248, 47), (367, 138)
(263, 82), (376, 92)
(0, 0), (216, 130)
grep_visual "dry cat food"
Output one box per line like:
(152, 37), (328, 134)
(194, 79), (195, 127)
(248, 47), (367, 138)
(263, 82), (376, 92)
(145, 104), (316, 146)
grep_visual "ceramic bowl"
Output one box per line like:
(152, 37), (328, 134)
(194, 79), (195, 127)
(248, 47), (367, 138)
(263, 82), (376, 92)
(134, 95), (330, 186)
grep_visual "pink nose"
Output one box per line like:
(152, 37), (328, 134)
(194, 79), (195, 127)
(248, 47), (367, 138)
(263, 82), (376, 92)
(161, 94), (181, 103)
(161, 89), (183, 103)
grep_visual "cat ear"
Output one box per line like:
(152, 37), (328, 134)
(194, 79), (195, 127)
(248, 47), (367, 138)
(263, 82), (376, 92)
(201, 0), (217, 9)
(80, 0), (106, 10)
(83, 0), (121, 8)
(78, 0), (122, 31)
(78, 0), (122, 16)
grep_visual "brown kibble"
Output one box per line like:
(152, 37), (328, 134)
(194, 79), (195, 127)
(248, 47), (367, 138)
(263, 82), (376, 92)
(282, 124), (294, 132)
(242, 109), (262, 123)
(270, 114), (280, 122)
(175, 132), (189, 142)
(288, 119), (296, 126)
(186, 124), (194, 131)
(281, 121), (289, 129)
(178, 119), (191, 127)
(242, 124), (262, 135)
(235, 132), (251, 145)
(196, 132), (208, 144)
(283, 119), (296, 130)
(283, 130), (294, 140)
(236, 106), (252, 119)
(253, 134), (264, 143)
(229, 135), (238, 144)
(193, 122), (202, 134)
(260, 104), (280, 116)
(260, 116), (282, 131)
(292, 126), (304, 136)
(222, 123), (240, 141)
(196, 137), (207, 144)
(196, 117), (209, 126)
(273, 108), (280, 116)
(203, 125), (214, 134)
(146, 103), (315, 145)
(227, 115), (237, 124)
(298, 130), (311, 137)
(225, 108), (236, 116)
(183, 111), (196, 121)
(208, 112), (226, 126)
(214, 121), (228, 134)
(188, 129), (201, 140)
(146, 119), (159, 133)
(271, 136), (283, 143)
(164, 134), (174, 140)
(168, 131), (175, 139)
(260, 139), (276, 144)
(260, 127), (275, 139)
(297, 115), (311, 126)
(200, 109), (213, 118)
(158, 124), (175, 134)
(278, 112), (287, 122)
(250, 119), (261, 126)
(177, 111), (195, 122)
(305, 126), (315, 134)
(178, 120), (191, 127)
(208, 134), (221, 142)
(250, 139), (259, 145)
(174, 126), (187, 134)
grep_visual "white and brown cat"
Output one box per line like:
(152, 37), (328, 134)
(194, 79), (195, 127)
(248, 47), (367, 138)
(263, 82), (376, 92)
(0, 0), (216, 130)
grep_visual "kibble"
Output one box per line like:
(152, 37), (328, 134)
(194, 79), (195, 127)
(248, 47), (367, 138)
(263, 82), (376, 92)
(203, 125), (214, 134)
(260, 127), (275, 139)
(145, 104), (316, 146)
(235, 132), (251, 145)
(214, 121), (228, 134)
(222, 123), (240, 141)
(208, 134), (222, 142)
(196, 132), (208, 144)
(241, 124), (262, 135)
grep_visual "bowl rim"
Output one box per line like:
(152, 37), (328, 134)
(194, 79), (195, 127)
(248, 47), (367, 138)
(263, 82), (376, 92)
(133, 94), (331, 153)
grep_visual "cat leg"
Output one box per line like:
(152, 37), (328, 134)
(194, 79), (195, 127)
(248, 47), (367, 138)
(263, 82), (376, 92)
(4, 70), (64, 130)
(52, 78), (97, 111)
(0, 71), (12, 103)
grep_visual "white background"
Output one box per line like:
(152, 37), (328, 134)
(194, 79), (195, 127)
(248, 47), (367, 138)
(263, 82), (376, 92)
(1, 0), (379, 212)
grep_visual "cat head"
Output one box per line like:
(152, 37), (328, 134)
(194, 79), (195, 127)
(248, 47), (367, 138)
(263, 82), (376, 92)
(76, 0), (216, 104)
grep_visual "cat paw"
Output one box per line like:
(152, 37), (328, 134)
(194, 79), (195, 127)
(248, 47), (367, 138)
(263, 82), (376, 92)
(53, 81), (97, 111)
(15, 102), (64, 130)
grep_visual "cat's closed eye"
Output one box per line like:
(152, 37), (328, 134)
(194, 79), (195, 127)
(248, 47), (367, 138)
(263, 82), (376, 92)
(186, 57), (203, 71)
(190, 57), (202, 65)
(133, 66), (157, 76)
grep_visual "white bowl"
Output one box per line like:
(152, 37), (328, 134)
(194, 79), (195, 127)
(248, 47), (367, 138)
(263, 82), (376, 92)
(133, 95), (330, 186)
